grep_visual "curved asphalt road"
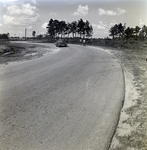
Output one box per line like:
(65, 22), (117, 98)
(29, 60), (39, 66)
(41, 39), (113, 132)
(0, 44), (124, 150)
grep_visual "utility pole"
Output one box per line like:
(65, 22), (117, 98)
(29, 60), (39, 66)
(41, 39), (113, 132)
(25, 28), (27, 41)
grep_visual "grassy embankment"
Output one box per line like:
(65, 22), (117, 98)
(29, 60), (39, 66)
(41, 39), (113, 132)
(0, 40), (52, 64)
(103, 39), (147, 150)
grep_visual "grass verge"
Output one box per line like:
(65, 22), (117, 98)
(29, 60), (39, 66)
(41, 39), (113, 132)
(0, 40), (52, 64)
(108, 40), (147, 150)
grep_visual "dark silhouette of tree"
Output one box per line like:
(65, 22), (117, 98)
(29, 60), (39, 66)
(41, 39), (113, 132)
(36, 34), (43, 39)
(59, 20), (66, 38)
(125, 27), (134, 38)
(46, 18), (93, 39)
(64, 22), (71, 38)
(46, 19), (56, 38)
(84, 20), (93, 37)
(77, 19), (85, 38)
(54, 19), (60, 38)
(77, 19), (93, 38)
(109, 24), (118, 39)
(0, 33), (9, 39)
(134, 26), (140, 37)
(86, 25), (93, 37)
(71, 21), (77, 38)
(108, 22), (147, 40)
(141, 25), (147, 40)
(118, 23), (125, 39)
(7, 33), (10, 39)
(32, 31), (36, 38)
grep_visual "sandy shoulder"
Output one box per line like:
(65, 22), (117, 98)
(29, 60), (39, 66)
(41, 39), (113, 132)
(108, 48), (147, 150)
(0, 41), (60, 66)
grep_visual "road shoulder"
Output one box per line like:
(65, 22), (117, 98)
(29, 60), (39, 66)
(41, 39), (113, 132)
(107, 48), (147, 150)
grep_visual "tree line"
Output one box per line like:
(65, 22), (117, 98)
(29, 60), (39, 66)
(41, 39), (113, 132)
(0, 33), (9, 39)
(46, 18), (93, 39)
(109, 23), (147, 40)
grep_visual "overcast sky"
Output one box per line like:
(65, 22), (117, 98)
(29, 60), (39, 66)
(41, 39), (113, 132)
(0, 0), (147, 38)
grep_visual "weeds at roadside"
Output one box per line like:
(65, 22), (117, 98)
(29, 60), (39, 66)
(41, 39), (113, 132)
(109, 40), (147, 150)
(0, 40), (52, 64)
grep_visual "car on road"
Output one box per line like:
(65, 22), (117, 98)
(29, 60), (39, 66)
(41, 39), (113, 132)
(55, 40), (67, 47)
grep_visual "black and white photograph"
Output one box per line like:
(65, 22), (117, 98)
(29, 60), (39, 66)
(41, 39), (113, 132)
(0, 0), (147, 149)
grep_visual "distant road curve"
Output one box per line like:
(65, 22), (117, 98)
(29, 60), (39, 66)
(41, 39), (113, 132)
(0, 43), (124, 150)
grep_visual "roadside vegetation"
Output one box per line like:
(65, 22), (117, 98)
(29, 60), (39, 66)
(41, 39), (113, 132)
(105, 24), (147, 150)
(0, 40), (53, 64)
(46, 18), (93, 39)
(109, 41), (147, 150)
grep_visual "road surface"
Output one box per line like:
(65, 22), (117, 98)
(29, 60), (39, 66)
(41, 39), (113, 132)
(0, 44), (124, 150)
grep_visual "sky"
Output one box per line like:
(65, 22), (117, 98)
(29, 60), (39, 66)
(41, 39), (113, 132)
(0, 0), (147, 38)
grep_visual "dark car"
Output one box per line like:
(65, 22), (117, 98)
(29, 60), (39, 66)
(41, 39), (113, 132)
(55, 40), (67, 47)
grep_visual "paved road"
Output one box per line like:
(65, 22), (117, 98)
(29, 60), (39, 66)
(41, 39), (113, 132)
(0, 44), (124, 150)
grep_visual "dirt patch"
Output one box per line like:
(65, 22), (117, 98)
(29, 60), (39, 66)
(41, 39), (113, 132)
(108, 44), (147, 149)
(0, 41), (55, 65)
